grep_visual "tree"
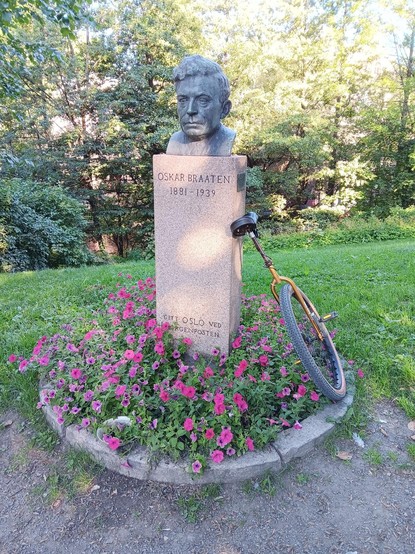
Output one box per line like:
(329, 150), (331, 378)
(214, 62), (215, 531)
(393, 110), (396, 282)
(0, 0), (88, 98)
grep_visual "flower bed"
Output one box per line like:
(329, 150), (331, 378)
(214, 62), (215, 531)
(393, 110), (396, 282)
(9, 274), (327, 475)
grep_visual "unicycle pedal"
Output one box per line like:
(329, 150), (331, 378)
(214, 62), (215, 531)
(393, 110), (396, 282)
(319, 311), (338, 322)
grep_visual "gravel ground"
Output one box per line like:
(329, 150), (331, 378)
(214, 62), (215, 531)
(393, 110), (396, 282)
(1, 400), (414, 554)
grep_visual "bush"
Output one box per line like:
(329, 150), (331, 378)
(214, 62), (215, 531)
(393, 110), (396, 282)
(0, 179), (94, 272)
(250, 206), (415, 251)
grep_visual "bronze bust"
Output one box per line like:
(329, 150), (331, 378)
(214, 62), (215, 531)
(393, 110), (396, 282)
(166, 55), (236, 156)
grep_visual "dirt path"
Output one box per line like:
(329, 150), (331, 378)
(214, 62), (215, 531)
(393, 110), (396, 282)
(1, 400), (414, 554)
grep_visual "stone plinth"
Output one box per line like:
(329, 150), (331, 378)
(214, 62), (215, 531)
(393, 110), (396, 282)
(153, 154), (246, 356)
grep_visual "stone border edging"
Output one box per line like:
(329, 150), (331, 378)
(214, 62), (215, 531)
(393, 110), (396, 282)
(41, 370), (355, 485)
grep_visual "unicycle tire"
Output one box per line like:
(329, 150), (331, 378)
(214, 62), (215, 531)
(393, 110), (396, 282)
(279, 284), (346, 401)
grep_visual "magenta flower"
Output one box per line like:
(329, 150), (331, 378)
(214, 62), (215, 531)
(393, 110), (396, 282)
(217, 428), (233, 447)
(234, 359), (248, 378)
(8, 354), (17, 363)
(293, 421), (303, 430)
(280, 366), (288, 377)
(124, 349), (135, 360)
(214, 403), (226, 415)
(203, 367), (214, 379)
(232, 336), (242, 348)
(310, 391), (320, 401)
(183, 418), (194, 431)
(182, 386), (196, 399)
(210, 450), (224, 463)
(66, 343), (78, 352)
(245, 437), (255, 451)
(192, 460), (202, 473)
(154, 342), (165, 355)
(92, 400), (102, 413)
(293, 384), (307, 400)
(357, 368), (365, 378)
(159, 390), (170, 402)
(205, 428), (215, 440)
(70, 368), (82, 380)
(106, 436), (121, 450)
(258, 354), (268, 367)
(18, 360), (28, 373)
(182, 337), (192, 346)
(115, 384), (127, 398)
(83, 390), (94, 402)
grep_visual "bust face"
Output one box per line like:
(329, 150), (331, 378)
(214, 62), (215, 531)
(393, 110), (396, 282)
(176, 75), (230, 142)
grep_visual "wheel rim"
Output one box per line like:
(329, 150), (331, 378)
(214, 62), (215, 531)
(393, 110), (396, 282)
(290, 294), (343, 391)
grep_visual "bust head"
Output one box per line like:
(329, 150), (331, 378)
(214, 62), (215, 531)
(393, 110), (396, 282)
(173, 55), (232, 142)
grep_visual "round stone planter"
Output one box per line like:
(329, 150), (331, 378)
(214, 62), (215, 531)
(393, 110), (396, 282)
(40, 370), (355, 485)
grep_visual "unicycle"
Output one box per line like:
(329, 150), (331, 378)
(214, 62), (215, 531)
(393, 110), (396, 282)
(231, 212), (346, 402)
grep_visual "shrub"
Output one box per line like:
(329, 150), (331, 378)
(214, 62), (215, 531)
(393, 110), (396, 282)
(0, 179), (94, 272)
(250, 206), (415, 251)
(9, 275), (327, 475)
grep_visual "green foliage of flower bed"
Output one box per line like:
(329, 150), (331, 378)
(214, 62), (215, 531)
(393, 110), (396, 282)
(8, 275), (325, 474)
(251, 206), (415, 251)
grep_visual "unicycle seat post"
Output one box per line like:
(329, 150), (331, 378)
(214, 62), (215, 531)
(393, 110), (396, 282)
(249, 232), (273, 268)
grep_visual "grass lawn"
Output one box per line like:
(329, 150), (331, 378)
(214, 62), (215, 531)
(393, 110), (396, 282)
(1, 239), (414, 426)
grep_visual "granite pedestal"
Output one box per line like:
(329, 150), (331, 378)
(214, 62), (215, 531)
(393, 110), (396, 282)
(153, 154), (246, 356)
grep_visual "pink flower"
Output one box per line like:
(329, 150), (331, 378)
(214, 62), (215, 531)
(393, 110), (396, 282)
(146, 318), (157, 329)
(214, 393), (225, 405)
(280, 366), (288, 377)
(115, 385), (127, 397)
(214, 403), (226, 415)
(183, 418), (194, 431)
(293, 384), (307, 400)
(18, 359), (28, 372)
(70, 368), (82, 380)
(8, 354), (17, 363)
(293, 421), (303, 430)
(205, 428), (215, 440)
(92, 400), (102, 413)
(245, 437), (255, 451)
(258, 354), (269, 367)
(182, 337), (192, 346)
(154, 342), (165, 355)
(83, 390), (94, 401)
(232, 336), (242, 348)
(310, 391), (320, 401)
(357, 368), (364, 378)
(124, 349), (135, 360)
(234, 359), (248, 378)
(203, 367), (214, 379)
(217, 428), (233, 447)
(106, 436), (121, 450)
(159, 390), (170, 402)
(182, 386), (196, 399)
(280, 418), (291, 427)
(211, 450), (224, 463)
(192, 460), (202, 473)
